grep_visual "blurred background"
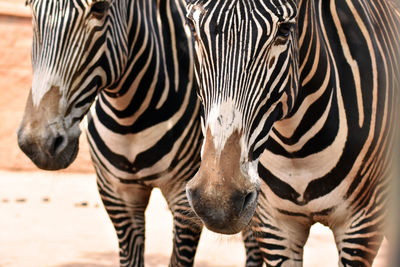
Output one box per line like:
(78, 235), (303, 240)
(0, 1), (391, 266)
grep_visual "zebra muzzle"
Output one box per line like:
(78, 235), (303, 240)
(186, 128), (259, 234)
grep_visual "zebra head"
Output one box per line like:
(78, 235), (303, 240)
(18, 0), (128, 170)
(185, 0), (299, 234)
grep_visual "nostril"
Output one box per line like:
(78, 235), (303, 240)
(49, 135), (65, 156)
(186, 187), (201, 205)
(186, 186), (193, 202)
(242, 190), (257, 213)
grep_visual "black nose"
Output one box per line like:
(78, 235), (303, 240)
(17, 128), (78, 171)
(187, 187), (257, 216)
(186, 186), (258, 234)
(17, 129), (68, 158)
(18, 132), (66, 158)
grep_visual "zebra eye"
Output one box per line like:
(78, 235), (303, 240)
(196, 88), (203, 103)
(90, 1), (110, 19)
(186, 17), (196, 33)
(186, 16), (200, 40)
(277, 22), (293, 38)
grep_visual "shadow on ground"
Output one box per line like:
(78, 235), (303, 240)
(54, 252), (230, 267)
(54, 251), (117, 267)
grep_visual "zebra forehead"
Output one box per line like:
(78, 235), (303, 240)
(189, 0), (297, 18)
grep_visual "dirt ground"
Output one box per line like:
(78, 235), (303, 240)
(0, 171), (390, 267)
(0, 2), (390, 266)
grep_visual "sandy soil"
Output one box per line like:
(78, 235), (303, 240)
(0, 171), (389, 267)
(0, 2), (390, 267)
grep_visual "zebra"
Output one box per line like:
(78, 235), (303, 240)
(17, 0), (203, 266)
(184, 0), (400, 266)
(17, 0), (263, 266)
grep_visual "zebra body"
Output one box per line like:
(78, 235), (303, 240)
(18, 0), (204, 266)
(185, 0), (400, 266)
(84, 0), (204, 265)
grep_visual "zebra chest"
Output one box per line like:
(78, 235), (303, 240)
(85, 112), (183, 185)
(260, 150), (341, 196)
(258, 150), (354, 225)
(258, 144), (353, 220)
(257, 95), (357, 209)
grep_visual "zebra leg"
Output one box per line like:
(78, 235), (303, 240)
(333, 213), (385, 267)
(161, 187), (203, 267)
(252, 219), (310, 267)
(242, 228), (264, 267)
(97, 171), (152, 267)
(251, 200), (311, 267)
(333, 177), (388, 267)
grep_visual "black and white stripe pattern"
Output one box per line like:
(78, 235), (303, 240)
(26, 0), (203, 266)
(186, 0), (400, 266)
(24, 0), (264, 266)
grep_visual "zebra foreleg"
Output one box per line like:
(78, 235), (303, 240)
(97, 174), (152, 267)
(252, 220), (310, 266)
(161, 188), (203, 267)
(251, 198), (311, 267)
(333, 213), (385, 267)
(332, 178), (388, 267)
(242, 228), (264, 267)
(170, 212), (202, 267)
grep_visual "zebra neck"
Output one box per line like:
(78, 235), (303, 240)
(270, 0), (338, 156)
(261, 0), (400, 206)
(99, 0), (196, 130)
